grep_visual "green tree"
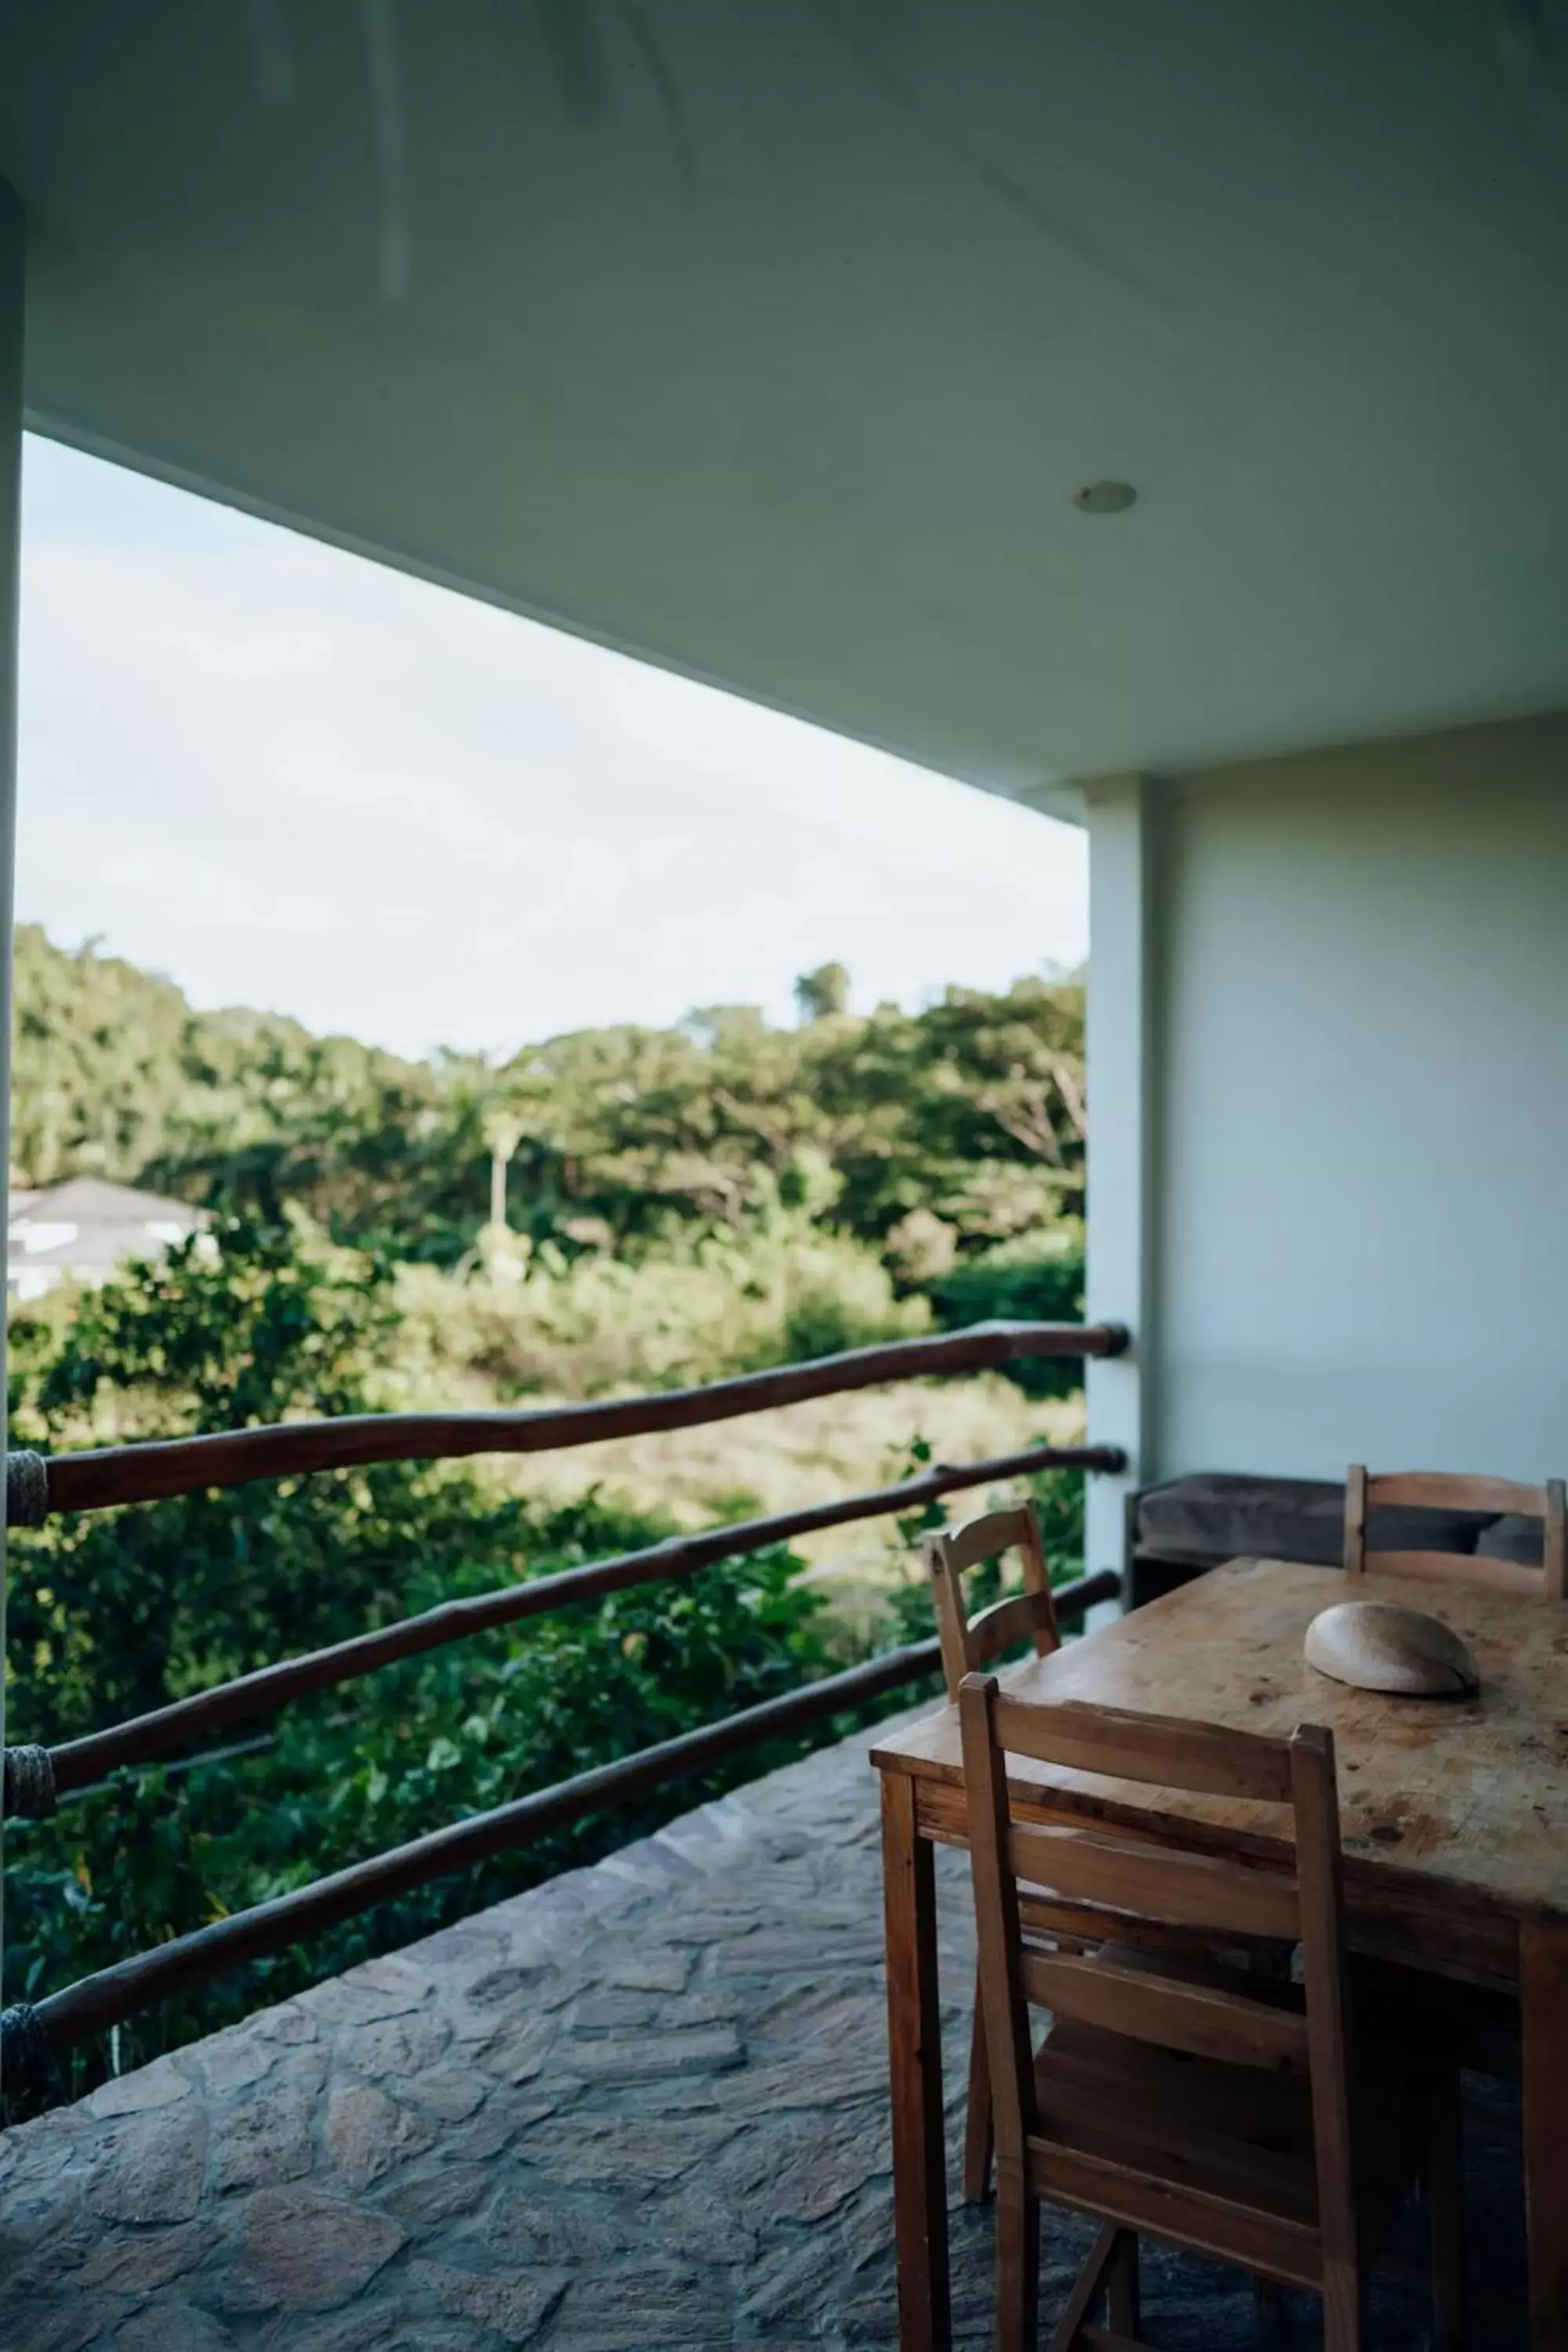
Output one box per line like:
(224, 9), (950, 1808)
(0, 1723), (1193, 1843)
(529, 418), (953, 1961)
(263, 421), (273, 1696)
(3, 1220), (840, 2114)
(10, 924), (1087, 1297)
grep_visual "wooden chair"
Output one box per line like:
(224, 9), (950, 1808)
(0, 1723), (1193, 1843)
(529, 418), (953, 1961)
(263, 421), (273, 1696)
(924, 1503), (1062, 2201)
(1345, 1465), (1566, 1597)
(925, 1501), (1061, 1700)
(928, 1504), (1240, 2201)
(960, 1677), (1465, 2352)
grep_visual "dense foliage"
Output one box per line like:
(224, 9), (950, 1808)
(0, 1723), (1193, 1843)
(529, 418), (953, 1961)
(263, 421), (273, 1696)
(2, 1221), (845, 2114)
(11, 928), (1086, 1272)
(3, 930), (1092, 2114)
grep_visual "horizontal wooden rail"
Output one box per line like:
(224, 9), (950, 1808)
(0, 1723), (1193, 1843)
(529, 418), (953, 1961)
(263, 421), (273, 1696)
(27, 1570), (1120, 2057)
(47, 1440), (1123, 1794)
(53, 1732), (280, 1808)
(41, 1319), (1127, 1515)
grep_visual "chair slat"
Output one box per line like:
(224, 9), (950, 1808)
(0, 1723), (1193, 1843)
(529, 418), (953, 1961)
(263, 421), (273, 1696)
(1025, 2140), (1324, 2289)
(1035, 2035), (1322, 2212)
(1018, 1890), (1227, 1956)
(967, 1591), (1047, 1666)
(1021, 1948), (1310, 2074)
(1007, 1823), (1301, 1941)
(938, 1503), (1036, 1579)
(991, 1693), (1294, 1802)
(1370, 1469), (1544, 1516)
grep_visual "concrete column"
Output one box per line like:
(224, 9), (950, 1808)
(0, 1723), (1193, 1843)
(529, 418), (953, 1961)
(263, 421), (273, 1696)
(0, 180), (24, 1915)
(1083, 773), (1160, 1605)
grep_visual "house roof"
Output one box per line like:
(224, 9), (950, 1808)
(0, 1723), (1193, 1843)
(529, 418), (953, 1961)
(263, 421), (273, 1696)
(10, 1176), (201, 1229)
(3, 5), (1566, 808)
(9, 1176), (202, 1274)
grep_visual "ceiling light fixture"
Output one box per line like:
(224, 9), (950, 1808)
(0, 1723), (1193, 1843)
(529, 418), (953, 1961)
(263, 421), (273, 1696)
(1073, 481), (1138, 515)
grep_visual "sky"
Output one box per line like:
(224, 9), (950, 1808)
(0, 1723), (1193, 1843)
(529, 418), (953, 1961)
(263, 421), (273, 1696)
(16, 437), (1087, 1064)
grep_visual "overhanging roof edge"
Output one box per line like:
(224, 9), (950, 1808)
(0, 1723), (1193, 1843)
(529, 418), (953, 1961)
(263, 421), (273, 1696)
(24, 407), (1082, 828)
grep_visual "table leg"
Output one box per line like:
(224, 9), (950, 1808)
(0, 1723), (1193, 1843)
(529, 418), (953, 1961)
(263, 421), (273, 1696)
(1522, 1920), (1568, 2351)
(880, 1769), (951, 2352)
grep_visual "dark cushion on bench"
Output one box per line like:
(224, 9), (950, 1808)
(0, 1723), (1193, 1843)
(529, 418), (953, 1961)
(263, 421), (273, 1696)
(1131, 1472), (1518, 1572)
(1475, 1513), (1544, 1567)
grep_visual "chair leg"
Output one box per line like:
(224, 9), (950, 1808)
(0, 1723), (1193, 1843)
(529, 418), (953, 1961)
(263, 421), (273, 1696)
(1428, 2073), (1467, 2352)
(1106, 2230), (1140, 2337)
(1320, 2265), (1364, 2352)
(963, 1959), (995, 2201)
(1045, 2222), (1123, 2351)
(995, 2169), (1040, 2352)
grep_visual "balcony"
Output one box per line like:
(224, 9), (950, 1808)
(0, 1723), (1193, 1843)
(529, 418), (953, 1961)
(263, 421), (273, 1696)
(0, 1704), (1530, 2351)
(0, 1325), (1116, 2345)
(0, 1327), (1544, 2350)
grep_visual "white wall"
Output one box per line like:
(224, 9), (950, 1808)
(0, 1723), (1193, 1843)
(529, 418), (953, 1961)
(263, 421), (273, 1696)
(1082, 775), (1156, 1584)
(1144, 712), (1568, 1485)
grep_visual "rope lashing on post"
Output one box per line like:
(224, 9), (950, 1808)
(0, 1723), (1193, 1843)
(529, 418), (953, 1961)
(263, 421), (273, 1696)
(0, 2003), (53, 2098)
(3, 1744), (58, 1818)
(5, 1448), (51, 1527)
(3, 1461), (60, 2106)
(1, 1456), (56, 1828)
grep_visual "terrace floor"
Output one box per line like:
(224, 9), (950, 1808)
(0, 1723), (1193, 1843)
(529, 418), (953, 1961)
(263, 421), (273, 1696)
(1, 1715), (1531, 2352)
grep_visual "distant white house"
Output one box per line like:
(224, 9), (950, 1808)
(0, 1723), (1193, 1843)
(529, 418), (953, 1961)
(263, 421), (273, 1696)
(6, 1176), (205, 1301)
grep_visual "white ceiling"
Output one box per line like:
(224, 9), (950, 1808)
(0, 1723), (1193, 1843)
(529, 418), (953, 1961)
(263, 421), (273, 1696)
(3, 2), (1567, 812)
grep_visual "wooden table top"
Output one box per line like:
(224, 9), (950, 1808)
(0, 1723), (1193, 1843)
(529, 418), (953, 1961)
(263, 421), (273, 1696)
(872, 1557), (1568, 1932)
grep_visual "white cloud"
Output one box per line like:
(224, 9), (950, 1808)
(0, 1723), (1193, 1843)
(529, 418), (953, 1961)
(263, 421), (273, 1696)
(16, 437), (1087, 1059)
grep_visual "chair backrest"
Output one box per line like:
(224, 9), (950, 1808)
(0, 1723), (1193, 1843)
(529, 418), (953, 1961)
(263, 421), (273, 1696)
(1344, 1465), (1566, 1598)
(924, 1501), (1058, 1700)
(959, 1677), (1359, 2280)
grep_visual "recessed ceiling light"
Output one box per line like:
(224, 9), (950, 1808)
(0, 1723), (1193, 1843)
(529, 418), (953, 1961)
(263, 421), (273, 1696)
(1073, 481), (1138, 515)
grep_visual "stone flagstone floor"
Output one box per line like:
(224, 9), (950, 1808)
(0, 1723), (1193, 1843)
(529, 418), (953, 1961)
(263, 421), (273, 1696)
(0, 1712), (1532, 2350)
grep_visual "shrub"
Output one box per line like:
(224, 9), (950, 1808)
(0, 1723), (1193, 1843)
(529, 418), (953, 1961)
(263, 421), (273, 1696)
(924, 1225), (1087, 1399)
(1, 1219), (846, 2118)
(385, 1214), (929, 1403)
(4, 1519), (829, 2110)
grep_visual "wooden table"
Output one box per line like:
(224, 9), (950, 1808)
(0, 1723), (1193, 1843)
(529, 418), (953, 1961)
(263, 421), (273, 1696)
(872, 1556), (1568, 2351)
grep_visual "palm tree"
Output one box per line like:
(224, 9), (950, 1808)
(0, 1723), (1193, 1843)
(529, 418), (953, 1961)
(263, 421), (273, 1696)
(482, 1109), (524, 1234)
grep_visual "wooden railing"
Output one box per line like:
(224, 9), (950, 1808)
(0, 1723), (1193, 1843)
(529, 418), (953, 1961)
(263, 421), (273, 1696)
(45, 1439), (1118, 1794)
(27, 1574), (1121, 2058)
(0, 1319), (1128, 2092)
(35, 1319), (1128, 1513)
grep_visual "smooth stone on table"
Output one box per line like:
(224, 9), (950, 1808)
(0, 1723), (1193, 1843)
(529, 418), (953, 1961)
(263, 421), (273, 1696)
(1304, 1598), (1480, 1696)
